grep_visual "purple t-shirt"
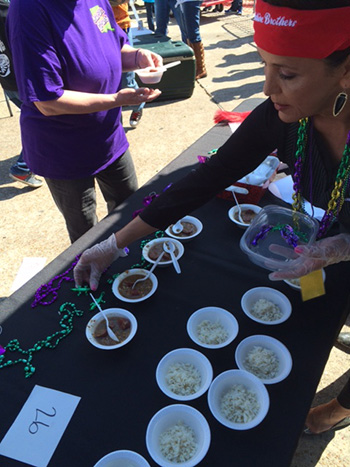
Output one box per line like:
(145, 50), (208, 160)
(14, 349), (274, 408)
(7, 0), (129, 179)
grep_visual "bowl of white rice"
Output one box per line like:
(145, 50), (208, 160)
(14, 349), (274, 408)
(156, 348), (213, 401)
(186, 307), (239, 349)
(94, 450), (150, 467)
(241, 287), (291, 325)
(207, 369), (269, 430)
(235, 335), (293, 384)
(146, 404), (211, 467)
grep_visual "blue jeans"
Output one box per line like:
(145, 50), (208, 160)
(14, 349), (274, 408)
(121, 29), (145, 113)
(4, 89), (29, 171)
(154, 0), (185, 41)
(144, 2), (155, 31)
(179, 1), (202, 43)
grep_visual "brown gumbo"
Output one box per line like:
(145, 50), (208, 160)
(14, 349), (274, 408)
(169, 221), (197, 237)
(118, 274), (153, 299)
(93, 316), (131, 346)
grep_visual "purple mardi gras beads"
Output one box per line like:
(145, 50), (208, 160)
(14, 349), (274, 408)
(251, 224), (273, 246)
(280, 224), (299, 247)
(31, 256), (80, 308)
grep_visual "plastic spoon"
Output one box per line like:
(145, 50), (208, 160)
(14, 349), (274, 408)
(131, 251), (165, 289)
(171, 219), (183, 234)
(232, 190), (244, 224)
(162, 60), (181, 70)
(163, 241), (181, 274)
(89, 293), (119, 342)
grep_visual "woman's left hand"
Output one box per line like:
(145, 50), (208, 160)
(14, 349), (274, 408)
(115, 87), (161, 106)
(269, 233), (350, 280)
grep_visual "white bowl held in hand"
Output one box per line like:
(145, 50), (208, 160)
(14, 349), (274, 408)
(142, 237), (184, 267)
(165, 216), (203, 242)
(207, 369), (270, 430)
(187, 306), (239, 349)
(94, 450), (150, 467)
(112, 268), (158, 303)
(86, 308), (137, 350)
(135, 66), (164, 83)
(146, 404), (211, 467)
(235, 335), (293, 384)
(241, 287), (292, 325)
(156, 348), (213, 401)
(228, 204), (262, 229)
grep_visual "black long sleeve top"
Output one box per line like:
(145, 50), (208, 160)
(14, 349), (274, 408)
(140, 98), (350, 234)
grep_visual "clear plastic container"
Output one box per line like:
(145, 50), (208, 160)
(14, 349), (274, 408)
(240, 205), (319, 271)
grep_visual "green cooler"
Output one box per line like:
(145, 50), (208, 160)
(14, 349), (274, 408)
(133, 33), (195, 101)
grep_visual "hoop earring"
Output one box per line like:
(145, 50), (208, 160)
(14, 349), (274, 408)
(333, 91), (348, 117)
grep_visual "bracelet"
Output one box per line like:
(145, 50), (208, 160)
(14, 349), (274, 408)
(134, 49), (141, 69)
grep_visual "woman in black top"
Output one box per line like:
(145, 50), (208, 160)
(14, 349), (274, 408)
(75, 0), (350, 433)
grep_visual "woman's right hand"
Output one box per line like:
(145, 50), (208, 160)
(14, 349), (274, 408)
(73, 234), (128, 291)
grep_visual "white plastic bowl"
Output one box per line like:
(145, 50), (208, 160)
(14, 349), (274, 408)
(165, 216), (203, 242)
(135, 66), (164, 84)
(86, 308), (137, 350)
(187, 306), (239, 349)
(241, 287), (292, 325)
(207, 369), (270, 430)
(283, 268), (326, 290)
(235, 335), (293, 384)
(94, 450), (150, 467)
(112, 268), (158, 303)
(146, 404), (211, 467)
(156, 348), (213, 401)
(142, 237), (184, 267)
(228, 204), (262, 229)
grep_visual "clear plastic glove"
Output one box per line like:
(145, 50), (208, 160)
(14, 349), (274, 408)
(269, 233), (350, 281)
(73, 234), (128, 291)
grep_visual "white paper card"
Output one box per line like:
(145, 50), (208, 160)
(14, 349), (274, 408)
(0, 385), (81, 467)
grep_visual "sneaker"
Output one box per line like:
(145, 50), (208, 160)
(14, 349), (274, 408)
(10, 165), (43, 188)
(225, 8), (242, 15)
(129, 109), (143, 128)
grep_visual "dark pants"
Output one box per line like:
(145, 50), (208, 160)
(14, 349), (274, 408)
(46, 149), (138, 243)
(229, 0), (242, 11)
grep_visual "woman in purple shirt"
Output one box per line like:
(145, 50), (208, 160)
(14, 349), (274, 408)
(7, 0), (162, 242)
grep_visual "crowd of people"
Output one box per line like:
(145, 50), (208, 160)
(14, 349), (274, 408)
(1, 0), (350, 452)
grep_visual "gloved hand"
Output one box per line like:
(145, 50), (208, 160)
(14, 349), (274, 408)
(269, 233), (350, 280)
(73, 234), (128, 291)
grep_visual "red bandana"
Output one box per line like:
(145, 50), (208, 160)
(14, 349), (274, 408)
(254, 0), (350, 59)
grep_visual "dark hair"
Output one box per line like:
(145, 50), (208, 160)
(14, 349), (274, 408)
(263, 0), (350, 66)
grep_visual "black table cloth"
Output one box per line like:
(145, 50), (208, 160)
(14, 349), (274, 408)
(1, 115), (349, 467)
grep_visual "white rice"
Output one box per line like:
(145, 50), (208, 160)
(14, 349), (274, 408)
(250, 298), (283, 321)
(244, 345), (279, 379)
(159, 421), (197, 463)
(221, 384), (260, 423)
(165, 362), (202, 396)
(197, 319), (228, 345)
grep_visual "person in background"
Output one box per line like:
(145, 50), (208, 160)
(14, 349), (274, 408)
(7, 0), (162, 243)
(225, 0), (243, 15)
(112, 0), (145, 127)
(143, 0), (155, 31)
(177, 0), (207, 79)
(0, 0), (42, 188)
(154, 0), (183, 38)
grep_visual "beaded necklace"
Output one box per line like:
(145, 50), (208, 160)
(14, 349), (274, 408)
(292, 118), (350, 239)
(0, 302), (84, 378)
